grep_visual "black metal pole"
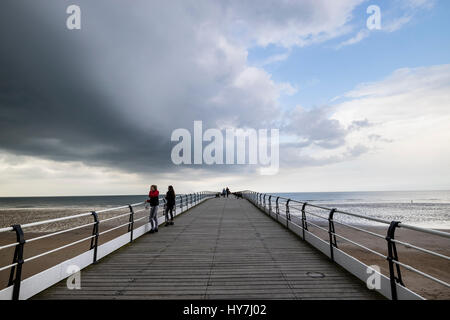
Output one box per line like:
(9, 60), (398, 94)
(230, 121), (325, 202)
(128, 205), (134, 243)
(286, 199), (291, 228)
(268, 195), (272, 214)
(8, 224), (25, 300)
(328, 208), (337, 262)
(301, 202), (308, 240)
(386, 221), (404, 300)
(275, 197), (279, 222)
(90, 211), (99, 264)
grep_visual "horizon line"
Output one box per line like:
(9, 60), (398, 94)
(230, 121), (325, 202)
(1, 189), (450, 198)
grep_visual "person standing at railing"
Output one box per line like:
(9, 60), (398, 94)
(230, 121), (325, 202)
(146, 185), (159, 233)
(165, 185), (175, 226)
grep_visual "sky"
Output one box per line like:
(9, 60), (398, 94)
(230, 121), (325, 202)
(0, 0), (449, 196)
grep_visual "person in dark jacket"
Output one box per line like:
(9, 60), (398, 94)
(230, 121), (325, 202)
(165, 185), (176, 226)
(146, 185), (159, 233)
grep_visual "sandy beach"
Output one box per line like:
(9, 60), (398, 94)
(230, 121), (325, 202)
(0, 207), (449, 300)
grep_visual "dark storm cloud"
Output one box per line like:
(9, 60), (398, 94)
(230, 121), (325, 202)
(0, 1), (197, 172)
(0, 0), (368, 175)
(0, 0), (283, 174)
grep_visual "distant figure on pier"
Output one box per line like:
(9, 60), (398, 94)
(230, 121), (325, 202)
(147, 185), (159, 233)
(165, 185), (175, 226)
(222, 188), (226, 197)
(226, 187), (230, 198)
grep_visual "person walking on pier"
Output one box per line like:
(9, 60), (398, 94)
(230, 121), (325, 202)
(226, 187), (230, 198)
(147, 185), (159, 233)
(165, 185), (175, 226)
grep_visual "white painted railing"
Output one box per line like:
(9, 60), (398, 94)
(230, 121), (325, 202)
(241, 191), (450, 300)
(0, 192), (215, 300)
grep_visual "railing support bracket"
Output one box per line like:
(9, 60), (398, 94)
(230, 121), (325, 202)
(128, 205), (134, 243)
(386, 221), (404, 300)
(8, 224), (25, 300)
(301, 202), (308, 240)
(328, 208), (338, 262)
(90, 211), (99, 264)
(286, 199), (291, 228)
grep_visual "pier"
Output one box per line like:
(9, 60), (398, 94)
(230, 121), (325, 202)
(34, 197), (380, 299)
(0, 192), (449, 300)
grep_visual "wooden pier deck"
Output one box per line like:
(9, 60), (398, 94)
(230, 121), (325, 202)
(34, 197), (382, 299)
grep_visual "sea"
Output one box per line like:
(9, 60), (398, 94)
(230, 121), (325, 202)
(0, 191), (449, 229)
(274, 190), (450, 229)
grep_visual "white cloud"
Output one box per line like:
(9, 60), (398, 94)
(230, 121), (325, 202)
(220, 0), (365, 48)
(337, 0), (434, 48)
(328, 64), (450, 187)
(259, 51), (291, 66)
(401, 0), (435, 9)
(241, 64), (450, 191)
(383, 15), (413, 32)
(336, 29), (370, 48)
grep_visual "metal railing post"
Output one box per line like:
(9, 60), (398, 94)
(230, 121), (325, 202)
(386, 221), (404, 300)
(263, 194), (266, 212)
(162, 198), (167, 222)
(8, 224), (25, 300)
(174, 197), (177, 215)
(128, 205), (134, 243)
(90, 211), (99, 264)
(286, 199), (291, 228)
(268, 195), (272, 215)
(301, 202), (308, 240)
(328, 208), (338, 262)
(275, 197), (280, 221)
(185, 195), (188, 208)
(180, 195), (183, 210)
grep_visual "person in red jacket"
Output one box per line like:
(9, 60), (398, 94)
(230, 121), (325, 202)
(146, 185), (159, 233)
